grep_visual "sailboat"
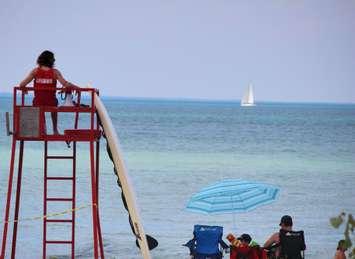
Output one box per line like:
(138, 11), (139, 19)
(241, 84), (255, 107)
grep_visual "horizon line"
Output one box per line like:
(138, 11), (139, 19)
(0, 91), (354, 105)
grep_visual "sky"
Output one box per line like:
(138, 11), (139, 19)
(0, 0), (354, 103)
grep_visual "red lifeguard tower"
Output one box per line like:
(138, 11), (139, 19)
(1, 87), (104, 258)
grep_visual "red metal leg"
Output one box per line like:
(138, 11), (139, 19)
(71, 142), (76, 259)
(95, 140), (104, 258)
(96, 211), (104, 259)
(43, 141), (48, 259)
(11, 141), (25, 259)
(90, 141), (99, 258)
(1, 138), (17, 259)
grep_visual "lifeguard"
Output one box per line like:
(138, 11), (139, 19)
(19, 50), (79, 134)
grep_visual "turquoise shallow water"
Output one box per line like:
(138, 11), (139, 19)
(0, 95), (354, 258)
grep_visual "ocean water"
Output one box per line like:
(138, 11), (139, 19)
(0, 95), (354, 259)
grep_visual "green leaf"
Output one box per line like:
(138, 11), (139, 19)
(330, 215), (344, 228)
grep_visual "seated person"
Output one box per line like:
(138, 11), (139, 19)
(19, 50), (79, 134)
(228, 233), (266, 259)
(264, 215), (306, 259)
(334, 240), (347, 259)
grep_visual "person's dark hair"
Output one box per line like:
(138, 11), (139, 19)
(37, 50), (55, 68)
(237, 233), (252, 244)
(337, 240), (347, 250)
(279, 215), (293, 227)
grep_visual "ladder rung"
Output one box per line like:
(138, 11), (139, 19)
(46, 198), (73, 202)
(46, 177), (74, 181)
(46, 156), (74, 160)
(46, 219), (73, 223)
(46, 240), (72, 244)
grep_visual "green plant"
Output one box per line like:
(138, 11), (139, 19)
(330, 212), (355, 259)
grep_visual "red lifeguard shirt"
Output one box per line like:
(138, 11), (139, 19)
(32, 68), (58, 106)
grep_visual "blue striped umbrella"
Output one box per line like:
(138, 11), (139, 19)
(186, 179), (279, 214)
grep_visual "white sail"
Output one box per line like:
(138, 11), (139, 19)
(241, 84), (255, 106)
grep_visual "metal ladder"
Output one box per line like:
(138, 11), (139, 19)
(43, 141), (76, 258)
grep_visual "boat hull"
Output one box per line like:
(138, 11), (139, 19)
(240, 103), (255, 107)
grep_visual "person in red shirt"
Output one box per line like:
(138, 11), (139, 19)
(19, 50), (79, 134)
(229, 233), (265, 259)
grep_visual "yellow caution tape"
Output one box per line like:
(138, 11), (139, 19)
(0, 203), (96, 224)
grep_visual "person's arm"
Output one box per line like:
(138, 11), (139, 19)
(19, 69), (36, 88)
(219, 238), (229, 250)
(263, 233), (278, 249)
(54, 69), (80, 89)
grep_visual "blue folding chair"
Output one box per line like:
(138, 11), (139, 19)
(183, 225), (228, 259)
